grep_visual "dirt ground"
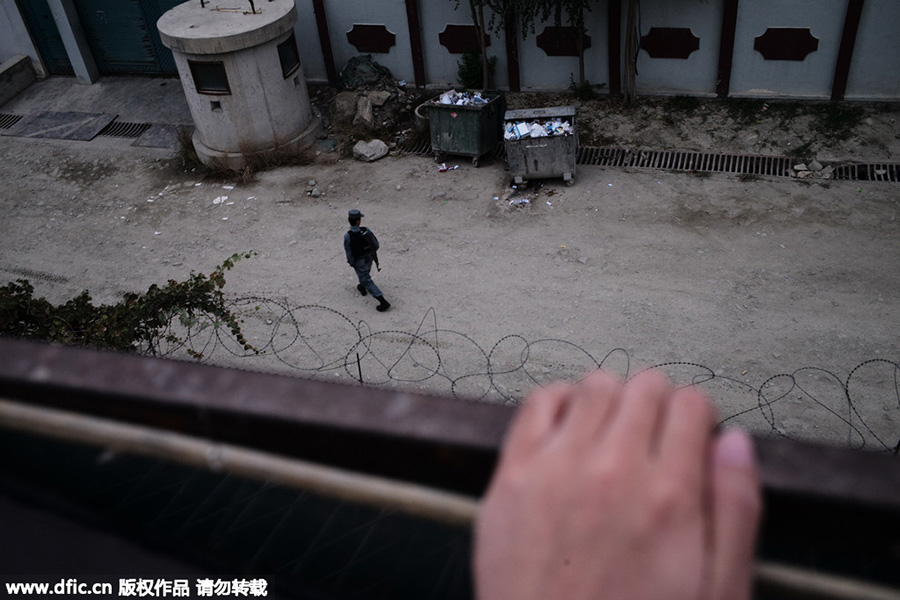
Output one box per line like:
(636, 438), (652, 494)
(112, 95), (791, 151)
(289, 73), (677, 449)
(1, 92), (899, 452)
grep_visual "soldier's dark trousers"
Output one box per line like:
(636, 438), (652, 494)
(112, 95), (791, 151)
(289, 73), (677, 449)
(352, 256), (382, 297)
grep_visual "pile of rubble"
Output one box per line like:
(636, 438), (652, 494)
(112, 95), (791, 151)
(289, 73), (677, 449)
(330, 88), (408, 130)
(792, 159), (833, 179)
(317, 55), (430, 159)
(323, 55), (421, 131)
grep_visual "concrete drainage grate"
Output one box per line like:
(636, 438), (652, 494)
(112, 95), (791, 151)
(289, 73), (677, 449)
(0, 266), (69, 284)
(832, 163), (900, 183)
(13, 122), (884, 182)
(577, 146), (796, 177)
(402, 141), (802, 178)
(400, 137), (432, 156)
(0, 113), (24, 129)
(0, 110), (897, 184)
(97, 120), (152, 139)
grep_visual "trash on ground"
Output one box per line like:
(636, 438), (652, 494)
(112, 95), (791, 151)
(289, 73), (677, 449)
(340, 55), (394, 89)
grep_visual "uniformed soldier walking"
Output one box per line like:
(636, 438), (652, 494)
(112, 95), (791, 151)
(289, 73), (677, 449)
(344, 209), (391, 312)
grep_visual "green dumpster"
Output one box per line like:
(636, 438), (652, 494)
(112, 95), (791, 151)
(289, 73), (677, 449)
(504, 106), (577, 186)
(427, 91), (504, 167)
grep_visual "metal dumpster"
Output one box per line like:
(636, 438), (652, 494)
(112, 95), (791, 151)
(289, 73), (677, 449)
(427, 92), (504, 167)
(504, 106), (577, 186)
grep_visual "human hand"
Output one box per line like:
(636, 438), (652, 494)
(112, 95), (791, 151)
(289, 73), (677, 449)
(474, 369), (761, 600)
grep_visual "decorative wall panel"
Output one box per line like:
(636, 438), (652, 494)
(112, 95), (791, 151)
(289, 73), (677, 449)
(754, 27), (819, 60)
(346, 24), (396, 54)
(640, 27), (700, 59)
(438, 24), (490, 54)
(536, 26), (592, 57)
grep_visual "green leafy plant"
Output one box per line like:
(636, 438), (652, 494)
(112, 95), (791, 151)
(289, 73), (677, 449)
(458, 52), (497, 90)
(451, 0), (506, 90)
(569, 75), (603, 101)
(0, 252), (257, 359)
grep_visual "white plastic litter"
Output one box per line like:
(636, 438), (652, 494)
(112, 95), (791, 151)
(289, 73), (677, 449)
(438, 89), (489, 106)
(505, 118), (574, 140)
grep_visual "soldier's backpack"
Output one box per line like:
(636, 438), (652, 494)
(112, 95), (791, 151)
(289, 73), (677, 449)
(348, 227), (374, 258)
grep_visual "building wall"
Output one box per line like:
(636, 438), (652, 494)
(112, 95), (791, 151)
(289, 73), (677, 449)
(633, 0), (723, 96)
(844, 0), (900, 100)
(729, 0), (846, 99)
(416, 0), (492, 89)
(323, 0), (415, 84)
(1, 0), (897, 101)
(517, 2), (610, 91)
(294, 0), (328, 83)
(0, 0), (42, 76)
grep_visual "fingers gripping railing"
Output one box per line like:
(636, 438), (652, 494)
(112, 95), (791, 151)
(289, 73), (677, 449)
(0, 338), (899, 599)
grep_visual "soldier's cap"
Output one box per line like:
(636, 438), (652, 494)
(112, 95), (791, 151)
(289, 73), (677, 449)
(348, 209), (364, 219)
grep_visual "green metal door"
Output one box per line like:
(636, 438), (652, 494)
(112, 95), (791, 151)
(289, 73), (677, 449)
(74, 0), (173, 74)
(15, 0), (184, 76)
(143, 0), (186, 73)
(14, 0), (73, 75)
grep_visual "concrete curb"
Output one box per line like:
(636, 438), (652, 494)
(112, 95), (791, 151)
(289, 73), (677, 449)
(0, 55), (36, 109)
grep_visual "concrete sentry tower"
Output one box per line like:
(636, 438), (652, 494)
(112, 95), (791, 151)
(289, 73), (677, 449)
(158, 0), (320, 168)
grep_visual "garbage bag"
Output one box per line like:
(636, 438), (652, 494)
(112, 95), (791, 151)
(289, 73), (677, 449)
(340, 55), (394, 89)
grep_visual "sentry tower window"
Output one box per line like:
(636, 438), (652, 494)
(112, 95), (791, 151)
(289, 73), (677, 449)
(277, 33), (301, 79)
(189, 60), (231, 95)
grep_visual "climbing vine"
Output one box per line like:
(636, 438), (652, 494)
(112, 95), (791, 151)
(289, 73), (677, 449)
(0, 252), (257, 359)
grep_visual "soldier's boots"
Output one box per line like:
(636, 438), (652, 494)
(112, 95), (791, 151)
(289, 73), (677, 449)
(357, 284), (367, 296)
(375, 295), (391, 312)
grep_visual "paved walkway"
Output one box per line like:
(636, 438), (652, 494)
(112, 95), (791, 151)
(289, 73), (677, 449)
(1, 75), (191, 123)
(0, 75), (193, 149)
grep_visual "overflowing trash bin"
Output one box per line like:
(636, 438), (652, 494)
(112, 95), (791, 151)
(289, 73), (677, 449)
(426, 90), (504, 167)
(504, 106), (577, 186)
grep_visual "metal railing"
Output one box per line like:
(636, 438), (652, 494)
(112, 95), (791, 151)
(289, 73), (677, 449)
(1, 338), (899, 599)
